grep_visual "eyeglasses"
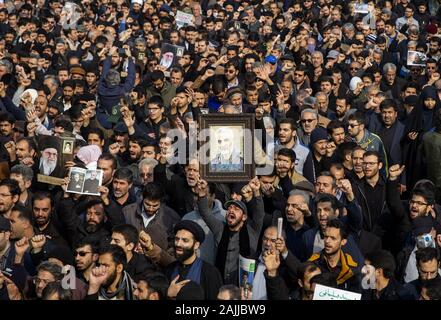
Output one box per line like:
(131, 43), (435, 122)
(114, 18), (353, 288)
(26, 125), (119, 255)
(33, 277), (54, 286)
(363, 162), (378, 167)
(348, 123), (360, 128)
(301, 119), (315, 123)
(410, 200), (428, 206)
(74, 251), (92, 257)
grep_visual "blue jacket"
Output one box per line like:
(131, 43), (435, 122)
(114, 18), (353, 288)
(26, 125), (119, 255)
(98, 57), (136, 115)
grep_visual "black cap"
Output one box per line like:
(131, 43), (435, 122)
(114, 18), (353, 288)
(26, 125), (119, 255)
(0, 215), (11, 232)
(281, 54), (295, 62)
(224, 200), (248, 215)
(293, 180), (316, 195)
(174, 220), (205, 243)
(412, 216), (435, 236)
(404, 95), (419, 106)
(113, 122), (128, 135)
(176, 281), (205, 300)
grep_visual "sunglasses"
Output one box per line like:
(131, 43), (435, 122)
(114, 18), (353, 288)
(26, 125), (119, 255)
(301, 119), (315, 123)
(75, 251), (92, 257)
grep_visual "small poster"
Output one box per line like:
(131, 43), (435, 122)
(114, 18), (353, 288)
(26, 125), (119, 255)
(239, 255), (256, 296)
(176, 10), (194, 29)
(160, 43), (185, 71)
(407, 50), (427, 66)
(61, 136), (75, 162)
(37, 135), (67, 185)
(313, 284), (362, 300)
(354, 3), (369, 13)
(67, 167), (103, 195)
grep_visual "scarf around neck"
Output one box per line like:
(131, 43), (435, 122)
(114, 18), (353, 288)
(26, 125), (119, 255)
(99, 271), (134, 300)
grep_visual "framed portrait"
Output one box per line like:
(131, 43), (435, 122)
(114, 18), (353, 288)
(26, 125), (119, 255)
(160, 43), (185, 71)
(61, 136), (75, 163)
(36, 135), (66, 185)
(66, 167), (103, 195)
(67, 167), (86, 194)
(199, 114), (255, 182)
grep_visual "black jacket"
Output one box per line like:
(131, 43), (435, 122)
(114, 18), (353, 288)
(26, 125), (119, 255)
(361, 278), (415, 300)
(165, 258), (223, 300)
(126, 252), (157, 280)
(57, 197), (125, 248)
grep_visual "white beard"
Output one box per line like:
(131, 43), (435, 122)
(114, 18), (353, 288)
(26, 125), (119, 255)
(40, 157), (57, 175)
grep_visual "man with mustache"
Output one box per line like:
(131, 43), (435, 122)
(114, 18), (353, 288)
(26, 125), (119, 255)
(0, 179), (20, 219)
(57, 186), (124, 248)
(32, 192), (68, 247)
(159, 220), (223, 300)
(197, 177), (265, 285)
(308, 218), (362, 292)
(123, 182), (180, 251)
(110, 168), (137, 210)
(86, 244), (137, 300)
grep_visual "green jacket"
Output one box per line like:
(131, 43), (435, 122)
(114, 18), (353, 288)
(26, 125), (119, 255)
(145, 81), (176, 107)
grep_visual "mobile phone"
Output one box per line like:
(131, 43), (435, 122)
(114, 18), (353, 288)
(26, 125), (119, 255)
(1, 270), (12, 277)
(416, 233), (436, 249)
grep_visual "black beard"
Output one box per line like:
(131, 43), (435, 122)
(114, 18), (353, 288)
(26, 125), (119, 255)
(85, 221), (104, 233)
(175, 247), (195, 262)
(103, 269), (118, 288)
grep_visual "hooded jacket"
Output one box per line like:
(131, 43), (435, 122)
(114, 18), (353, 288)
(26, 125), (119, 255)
(97, 57), (135, 115)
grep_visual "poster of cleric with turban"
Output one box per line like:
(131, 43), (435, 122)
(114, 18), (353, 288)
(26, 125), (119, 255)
(160, 43), (185, 71)
(36, 135), (66, 185)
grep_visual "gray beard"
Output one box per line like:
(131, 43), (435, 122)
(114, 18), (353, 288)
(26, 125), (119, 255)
(39, 158), (56, 175)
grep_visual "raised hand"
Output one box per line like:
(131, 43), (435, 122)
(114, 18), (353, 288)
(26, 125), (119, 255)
(339, 179), (355, 202)
(139, 230), (154, 254)
(241, 184), (253, 202)
(275, 237), (288, 256)
(389, 164), (405, 181)
(263, 249), (280, 277)
(88, 265), (109, 294)
(202, 68), (215, 80)
(249, 177), (261, 197)
(108, 142), (120, 155)
(5, 141), (15, 159)
(30, 235), (46, 254)
(98, 186), (110, 205)
(14, 237), (30, 263)
(21, 157), (34, 167)
(167, 275), (191, 299)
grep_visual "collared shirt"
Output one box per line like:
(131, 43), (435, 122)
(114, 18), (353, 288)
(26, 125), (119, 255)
(140, 206), (157, 229)
(227, 78), (239, 89)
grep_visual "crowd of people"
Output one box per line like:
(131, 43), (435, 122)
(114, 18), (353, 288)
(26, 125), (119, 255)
(0, 0), (441, 301)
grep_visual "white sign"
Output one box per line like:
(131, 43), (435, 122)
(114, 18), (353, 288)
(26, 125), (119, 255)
(354, 4), (369, 13)
(313, 284), (361, 300)
(407, 50), (427, 66)
(176, 11), (194, 29)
